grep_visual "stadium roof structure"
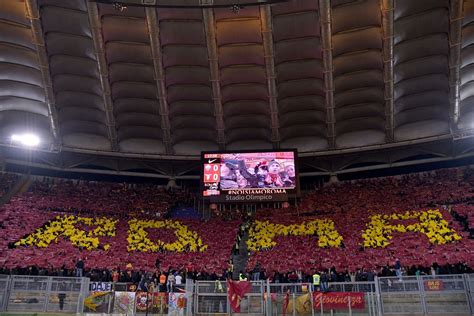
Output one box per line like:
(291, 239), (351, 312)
(1, 0), (474, 179)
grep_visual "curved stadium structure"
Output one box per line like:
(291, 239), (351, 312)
(0, 0), (474, 179)
(1, 1), (474, 315)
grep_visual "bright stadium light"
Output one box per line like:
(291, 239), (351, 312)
(11, 133), (40, 147)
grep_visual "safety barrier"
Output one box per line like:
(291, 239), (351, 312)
(0, 274), (9, 312)
(195, 280), (264, 315)
(1, 275), (89, 313)
(0, 274), (474, 315)
(378, 274), (473, 315)
(468, 274), (474, 314)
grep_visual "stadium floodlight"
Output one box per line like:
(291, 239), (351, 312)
(11, 133), (40, 147)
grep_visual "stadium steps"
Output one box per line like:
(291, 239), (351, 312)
(232, 229), (249, 280)
(450, 209), (474, 239)
(0, 174), (31, 205)
(381, 292), (471, 315)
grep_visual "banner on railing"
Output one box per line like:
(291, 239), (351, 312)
(286, 293), (312, 315)
(168, 292), (186, 316)
(83, 291), (112, 312)
(89, 282), (112, 292)
(114, 291), (135, 314)
(135, 292), (169, 313)
(312, 292), (365, 310)
(424, 279), (444, 291)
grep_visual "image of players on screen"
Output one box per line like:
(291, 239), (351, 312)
(219, 156), (296, 190)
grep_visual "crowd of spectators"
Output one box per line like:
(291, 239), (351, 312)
(247, 261), (473, 284)
(0, 259), (471, 289)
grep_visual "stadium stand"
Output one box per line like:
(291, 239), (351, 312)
(0, 168), (473, 282)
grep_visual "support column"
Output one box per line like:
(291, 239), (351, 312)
(203, 8), (226, 149)
(319, 0), (335, 148)
(382, 0), (394, 142)
(145, 8), (173, 154)
(87, 2), (119, 151)
(25, 0), (60, 149)
(260, 5), (280, 148)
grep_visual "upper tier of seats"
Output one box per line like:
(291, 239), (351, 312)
(25, 178), (186, 214)
(0, 172), (19, 198)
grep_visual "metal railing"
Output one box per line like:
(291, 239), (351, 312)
(195, 280), (264, 315)
(2, 275), (89, 313)
(0, 274), (9, 312)
(378, 274), (472, 315)
(0, 274), (474, 315)
(467, 274), (474, 314)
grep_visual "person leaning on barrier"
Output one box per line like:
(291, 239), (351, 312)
(139, 275), (149, 292)
(175, 272), (183, 286)
(320, 271), (328, 292)
(75, 258), (84, 277)
(252, 262), (261, 281)
(215, 279), (224, 292)
(112, 268), (120, 283)
(58, 282), (67, 311)
(395, 258), (402, 280)
(167, 272), (175, 292)
(148, 281), (156, 293)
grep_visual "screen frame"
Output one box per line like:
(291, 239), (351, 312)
(200, 148), (300, 201)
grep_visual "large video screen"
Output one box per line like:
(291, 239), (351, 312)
(201, 150), (298, 202)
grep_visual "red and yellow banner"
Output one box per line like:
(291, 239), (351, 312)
(312, 292), (365, 310)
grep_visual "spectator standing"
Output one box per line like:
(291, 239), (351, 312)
(330, 268), (337, 283)
(138, 276), (149, 292)
(312, 271), (320, 291)
(159, 272), (167, 292)
(175, 273), (183, 286)
(320, 271), (328, 292)
(367, 270), (375, 282)
(349, 271), (356, 283)
(75, 259), (84, 277)
(252, 262), (261, 281)
(167, 272), (175, 292)
(395, 258), (402, 280)
(296, 270), (303, 283)
(112, 269), (120, 283)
